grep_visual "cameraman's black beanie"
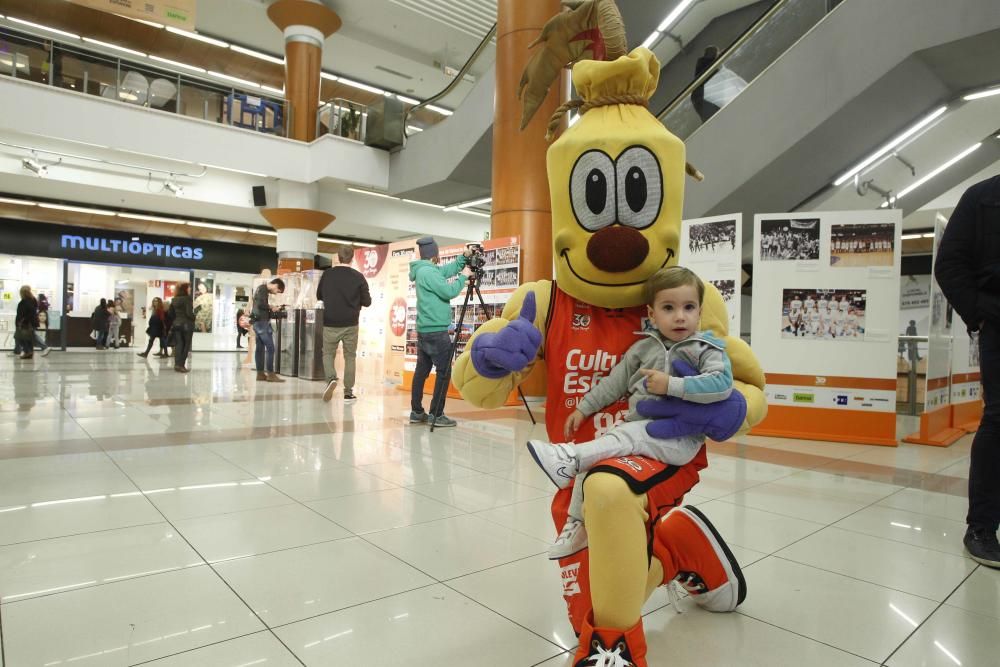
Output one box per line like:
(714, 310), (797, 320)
(417, 237), (439, 259)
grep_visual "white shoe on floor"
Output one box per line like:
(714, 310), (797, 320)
(526, 440), (578, 489)
(40, 348), (51, 357)
(322, 378), (338, 402)
(548, 517), (588, 560)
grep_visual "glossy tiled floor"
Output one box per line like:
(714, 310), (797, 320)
(0, 351), (997, 666)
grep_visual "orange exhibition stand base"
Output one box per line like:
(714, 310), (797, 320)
(749, 405), (898, 447)
(902, 405), (966, 447)
(399, 371), (522, 407)
(952, 400), (984, 433)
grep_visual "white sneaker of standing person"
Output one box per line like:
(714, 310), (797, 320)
(40, 347), (51, 357)
(549, 517), (588, 560)
(526, 440), (579, 489)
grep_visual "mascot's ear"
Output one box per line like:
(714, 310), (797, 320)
(518, 0), (627, 130)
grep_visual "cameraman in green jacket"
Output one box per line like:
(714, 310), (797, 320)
(408, 237), (472, 427)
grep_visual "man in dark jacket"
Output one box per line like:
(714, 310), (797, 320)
(317, 246), (372, 403)
(935, 173), (1000, 568)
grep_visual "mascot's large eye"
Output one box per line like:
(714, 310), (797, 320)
(615, 146), (662, 230)
(570, 150), (616, 231)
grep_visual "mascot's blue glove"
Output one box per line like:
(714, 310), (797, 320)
(637, 359), (747, 441)
(470, 291), (543, 379)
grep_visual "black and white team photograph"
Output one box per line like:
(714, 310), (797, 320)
(830, 223), (895, 267)
(688, 220), (737, 256)
(759, 218), (820, 261)
(709, 279), (736, 308)
(780, 288), (867, 340)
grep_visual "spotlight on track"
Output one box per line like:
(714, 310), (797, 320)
(21, 157), (48, 177)
(164, 179), (184, 196)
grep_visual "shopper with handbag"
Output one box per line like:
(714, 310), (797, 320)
(138, 297), (168, 358)
(15, 286), (40, 360)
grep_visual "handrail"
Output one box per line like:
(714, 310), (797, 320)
(403, 22), (497, 136)
(656, 0), (790, 122)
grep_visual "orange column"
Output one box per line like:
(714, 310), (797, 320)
(267, 0), (342, 142)
(261, 208), (335, 273)
(491, 0), (563, 284)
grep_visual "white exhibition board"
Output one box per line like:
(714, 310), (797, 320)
(750, 210), (902, 416)
(679, 214), (742, 336)
(925, 217), (953, 411)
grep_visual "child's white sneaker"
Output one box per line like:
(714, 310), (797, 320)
(526, 440), (578, 489)
(548, 517), (588, 560)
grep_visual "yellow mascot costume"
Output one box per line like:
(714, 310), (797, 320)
(454, 3), (766, 665)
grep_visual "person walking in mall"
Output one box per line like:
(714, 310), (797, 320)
(251, 277), (286, 383)
(935, 173), (1000, 568)
(408, 237), (472, 427)
(318, 246), (371, 403)
(168, 283), (195, 373)
(92, 298), (110, 350)
(107, 297), (122, 350)
(14, 285), (40, 360)
(138, 297), (167, 358)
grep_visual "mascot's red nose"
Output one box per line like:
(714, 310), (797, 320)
(586, 226), (649, 273)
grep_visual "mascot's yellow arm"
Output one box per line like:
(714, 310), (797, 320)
(454, 280), (767, 432)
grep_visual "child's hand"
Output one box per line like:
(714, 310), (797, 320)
(564, 410), (586, 439)
(640, 369), (671, 395)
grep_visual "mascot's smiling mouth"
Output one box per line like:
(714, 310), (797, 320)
(560, 248), (675, 286)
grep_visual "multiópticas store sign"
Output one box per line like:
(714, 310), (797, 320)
(0, 218), (276, 274)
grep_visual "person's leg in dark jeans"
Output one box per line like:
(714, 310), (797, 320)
(410, 332), (434, 422)
(139, 335), (155, 357)
(174, 324), (192, 371)
(426, 331), (457, 426)
(253, 321), (282, 382)
(966, 324), (1000, 566)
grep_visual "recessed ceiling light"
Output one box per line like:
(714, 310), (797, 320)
(202, 163), (267, 178)
(113, 14), (164, 29)
(260, 85), (284, 96)
(880, 142), (983, 207)
(963, 87), (1000, 101)
(0, 197), (37, 206)
(6, 17), (80, 40)
(401, 199), (443, 209)
(246, 228), (278, 236)
(426, 105), (453, 116)
(117, 213), (186, 224)
(165, 26), (229, 48)
(39, 203), (115, 216)
(396, 94), (420, 105)
(347, 187), (398, 201)
(320, 72), (339, 81)
(657, 0), (696, 32)
(81, 37), (146, 58)
(456, 196), (492, 209)
(337, 78), (386, 95)
(641, 31), (661, 49)
(149, 55), (205, 73)
(187, 221), (249, 232)
(230, 45), (284, 65)
(208, 71), (261, 89)
(834, 106), (948, 186)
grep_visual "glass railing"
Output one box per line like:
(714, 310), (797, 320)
(317, 98), (368, 143)
(658, 0), (845, 139)
(0, 26), (288, 134)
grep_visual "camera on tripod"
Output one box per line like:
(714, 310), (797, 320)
(466, 243), (487, 276)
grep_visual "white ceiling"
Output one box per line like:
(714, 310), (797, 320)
(802, 92), (1000, 228)
(193, 0), (494, 99)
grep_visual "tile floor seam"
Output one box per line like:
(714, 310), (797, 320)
(124, 629), (300, 667)
(732, 606), (883, 665)
(879, 566), (982, 666)
(92, 445), (290, 661)
(209, 446), (473, 597)
(764, 554), (946, 605)
(829, 522), (971, 560)
(437, 580), (575, 657)
(941, 596), (1000, 622)
(264, 581), (444, 632)
(0, 588), (6, 667)
(0, 518), (169, 549)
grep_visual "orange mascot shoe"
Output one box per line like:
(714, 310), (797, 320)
(652, 505), (747, 612)
(573, 612), (647, 667)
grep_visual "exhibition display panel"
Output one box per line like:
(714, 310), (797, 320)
(680, 214), (743, 337)
(750, 210), (903, 446)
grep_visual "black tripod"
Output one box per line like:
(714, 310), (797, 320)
(428, 270), (537, 433)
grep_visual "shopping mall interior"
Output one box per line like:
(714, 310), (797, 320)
(1, 0), (999, 665)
